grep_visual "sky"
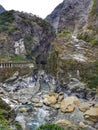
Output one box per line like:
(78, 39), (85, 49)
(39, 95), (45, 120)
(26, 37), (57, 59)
(0, 0), (63, 18)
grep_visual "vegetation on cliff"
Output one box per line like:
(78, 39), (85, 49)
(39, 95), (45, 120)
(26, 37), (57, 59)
(91, 0), (98, 16)
(46, 27), (98, 89)
(0, 10), (18, 34)
(0, 10), (55, 63)
(0, 98), (15, 130)
(37, 123), (64, 130)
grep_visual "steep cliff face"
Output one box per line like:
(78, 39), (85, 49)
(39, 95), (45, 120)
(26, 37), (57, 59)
(46, 0), (93, 33)
(46, 0), (98, 88)
(0, 10), (55, 63)
(0, 5), (5, 14)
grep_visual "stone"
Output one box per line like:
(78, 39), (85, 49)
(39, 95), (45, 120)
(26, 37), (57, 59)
(79, 102), (90, 112)
(56, 119), (72, 126)
(58, 95), (64, 102)
(19, 107), (27, 112)
(55, 93), (59, 99)
(56, 119), (78, 130)
(5, 71), (19, 83)
(59, 92), (64, 95)
(95, 103), (98, 108)
(52, 103), (61, 109)
(79, 122), (87, 128)
(31, 98), (40, 103)
(43, 95), (57, 105)
(34, 103), (43, 107)
(60, 96), (79, 113)
(84, 108), (98, 122)
(42, 94), (49, 99)
(49, 91), (55, 96)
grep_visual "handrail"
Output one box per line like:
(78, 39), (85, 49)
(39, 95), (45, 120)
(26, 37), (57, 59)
(0, 62), (34, 68)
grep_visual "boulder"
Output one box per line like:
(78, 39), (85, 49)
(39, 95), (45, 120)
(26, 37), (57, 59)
(43, 95), (57, 105)
(52, 103), (61, 109)
(79, 122), (87, 128)
(31, 98), (40, 103)
(95, 103), (98, 108)
(84, 108), (98, 122)
(79, 102), (90, 112)
(58, 95), (64, 102)
(56, 119), (78, 130)
(60, 96), (79, 113)
(49, 91), (55, 96)
(19, 107), (27, 112)
(33, 103), (43, 107)
(5, 71), (19, 83)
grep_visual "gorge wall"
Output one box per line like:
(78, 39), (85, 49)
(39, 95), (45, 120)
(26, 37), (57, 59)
(46, 0), (98, 89)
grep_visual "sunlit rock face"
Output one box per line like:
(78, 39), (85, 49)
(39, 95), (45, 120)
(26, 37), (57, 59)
(46, 0), (93, 33)
(14, 39), (26, 56)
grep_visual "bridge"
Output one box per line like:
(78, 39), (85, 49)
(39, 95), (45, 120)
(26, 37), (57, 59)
(0, 62), (34, 69)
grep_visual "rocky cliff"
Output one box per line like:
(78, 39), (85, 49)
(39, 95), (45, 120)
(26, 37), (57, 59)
(46, 0), (98, 89)
(46, 0), (92, 33)
(0, 2), (98, 130)
(0, 10), (55, 64)
(0, 5), (5, 14)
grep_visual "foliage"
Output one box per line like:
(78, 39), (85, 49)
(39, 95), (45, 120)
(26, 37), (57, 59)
(0, 10), (15, 24)
(0, 124), (10, 130)
(0, 24), (18, 34)
(0, 98), (12, 130)
(47, 49), (58, 76)
(58, 29), (71, 37)
(37, 123), (64, 130)
(19, 13), (31, 26)
(0, 55), (9, 62)
(37, 19), (51, 32)
(77, 31), (98, 46)
(77, 32), (90, 42)
(11, 54), (26, 62)
(91, 0), (98, 16)
(86, 61), (98, 88)
(15, 122), (22, 130)
(47, 49), (98, 89)
(87, 73), (98, 88)
(0, 10), (18, 34)
(0, 98), (11, 111)
(91, 38), (98, 46)
(24, 35), (34, 59)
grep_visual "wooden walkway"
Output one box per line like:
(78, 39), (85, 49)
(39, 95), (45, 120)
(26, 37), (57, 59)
(0, 62), (34, 68)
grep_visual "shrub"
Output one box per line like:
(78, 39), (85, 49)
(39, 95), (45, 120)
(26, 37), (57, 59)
(0, 10), (18, 34)
(87, 73), (98, 88)
(58, 29), (71, 37)
(0, 123), (12, 130)
(0, 98), (11, 111)
(91, 0), (98, 16)
(11, 54), (25, 62)
(0, 10), (15, 24)
(0, 67), (32, 82)
(91, 38), (98, 46)
(15, 122), (22, 130)
(47, 49), (58, 76)
(37, 123), (64, 130)
(77, 32), (90, 42)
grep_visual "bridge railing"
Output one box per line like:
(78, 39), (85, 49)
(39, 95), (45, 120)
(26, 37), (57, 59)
(0, 62), (34, 68)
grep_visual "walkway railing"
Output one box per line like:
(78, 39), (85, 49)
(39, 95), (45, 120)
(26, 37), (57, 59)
(0, 62), (34, 68)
